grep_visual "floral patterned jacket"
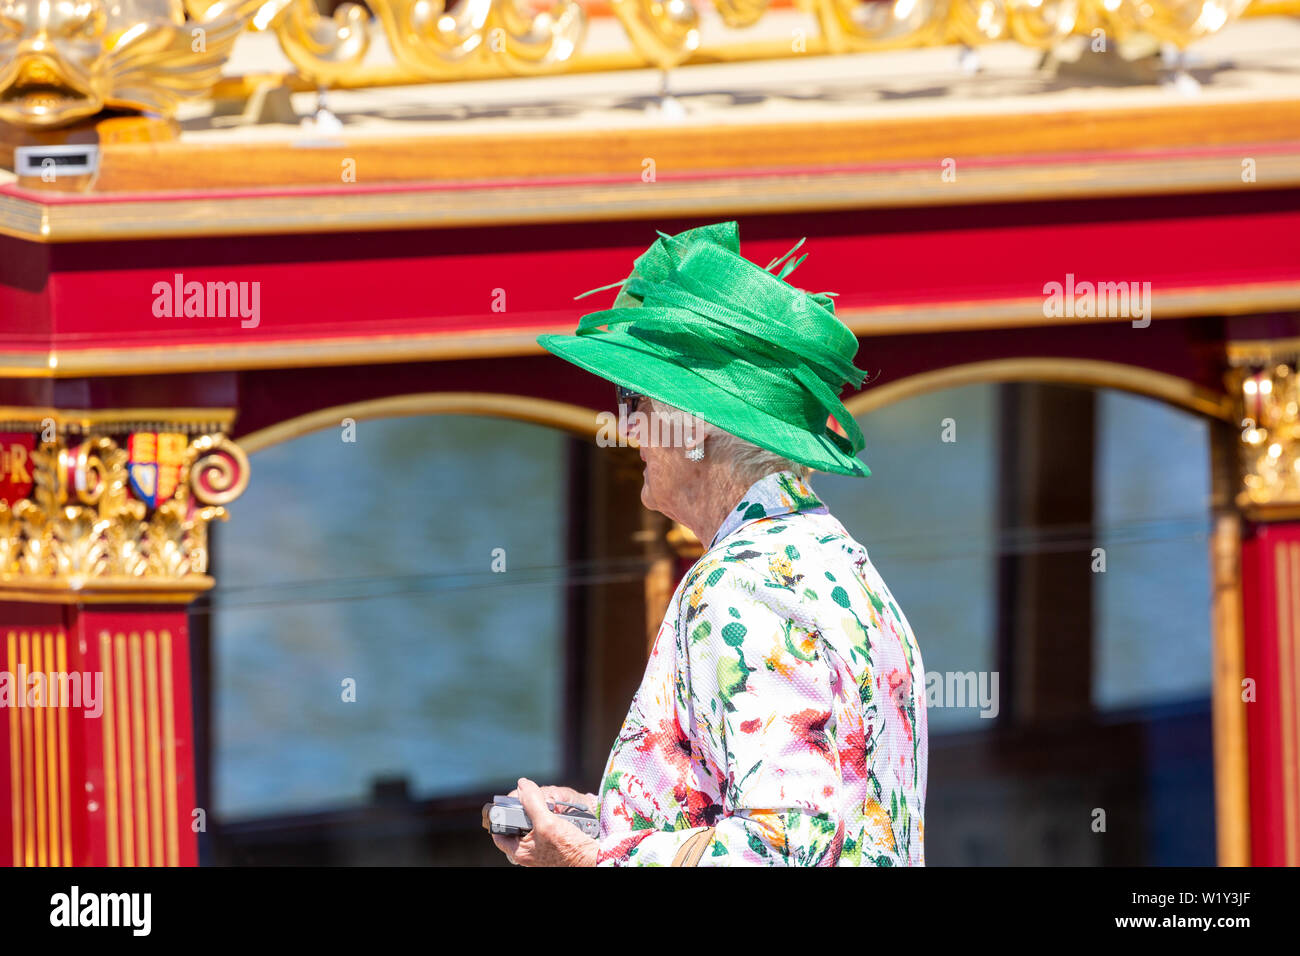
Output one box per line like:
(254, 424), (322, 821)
(595, 470), (927, 866)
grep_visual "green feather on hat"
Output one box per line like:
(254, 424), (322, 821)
(537, 220), (871, 478)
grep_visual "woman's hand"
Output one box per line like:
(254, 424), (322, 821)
(490, 778), (599, 867)
(532, 783), (599, 814)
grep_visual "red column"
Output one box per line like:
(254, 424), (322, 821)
(1240, 521), (1300, 866)
(0, 601), (198, 867)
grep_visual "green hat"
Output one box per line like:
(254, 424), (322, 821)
(537, 220), (870, 477)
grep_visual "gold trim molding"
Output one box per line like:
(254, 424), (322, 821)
(238, 392), (606, 454)
(1227, 337), (1300, 366)
(0, 576), (216, 604)
(0, 407), (237, 435)
(842, 357), (1236, 422)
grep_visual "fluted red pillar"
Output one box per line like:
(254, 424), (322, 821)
(1240, 521), (1300, 866)
(0, 601), (199, 867)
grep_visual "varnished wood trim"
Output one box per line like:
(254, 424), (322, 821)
(77, 102), (1300, 196)
(1210, 512), (1251, 865)
(1240, 503), (1300, 522)
(4, 144), (1299, 242)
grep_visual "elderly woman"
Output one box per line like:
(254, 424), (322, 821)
(493, 221), (927, 866)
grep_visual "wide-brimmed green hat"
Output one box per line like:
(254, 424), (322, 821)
(537, 220), (870, 477)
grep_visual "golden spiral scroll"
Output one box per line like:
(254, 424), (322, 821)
(612, 0), (702, 71)
(371, 0), (495, 75)
(483, 0), (589, 75)
(186, 435), (251, 507)
(1103, 0), (1254, 49)
(804, 0), (951, 54)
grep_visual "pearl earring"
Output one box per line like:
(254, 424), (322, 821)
(686, 447), (705, 461)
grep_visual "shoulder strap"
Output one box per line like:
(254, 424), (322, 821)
(670, 827), (715, 866)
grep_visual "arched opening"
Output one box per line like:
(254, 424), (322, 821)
(196, 399), (645, 865)
(193, 374), (1242, 865)
(814, 368), (1233, 864)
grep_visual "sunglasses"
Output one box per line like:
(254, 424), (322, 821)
(615, 384), (646, 412)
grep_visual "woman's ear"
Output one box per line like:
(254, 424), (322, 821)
(681, 414), (710, 458)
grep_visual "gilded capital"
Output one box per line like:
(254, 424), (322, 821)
(1228, 346), (1300, 519)
(0, 409), (248, 602)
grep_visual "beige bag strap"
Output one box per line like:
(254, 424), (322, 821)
(671, 827), (715, 866)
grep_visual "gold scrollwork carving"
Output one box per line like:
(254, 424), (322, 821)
(1231, 362), (1300, 512)
(483, 0), (588, 75)
(253, 0), (373, 87)
(803, 0), (951, 55)
(1099, 0), (1255, 49)
(612, 0), (701, 72)
(948, 0), (1080, 47)
(0, 0), (1272, 132)
(1004, 0), (1079, 48)
(370, 0), (490, 75)
(0, 0), (265, 128)
(363, 0), (587, 79)
(714, 0), (770, 29)
(0, 431), (249, 589)
(184, 434), (251, 507)
(805, 0), (1080, 54)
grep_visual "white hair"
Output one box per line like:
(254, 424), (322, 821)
(647, 397), (812, 484)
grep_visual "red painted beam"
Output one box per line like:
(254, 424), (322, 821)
(0, 192), (1296, 358)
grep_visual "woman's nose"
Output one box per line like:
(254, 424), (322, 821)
(622, 402), (646, 447)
